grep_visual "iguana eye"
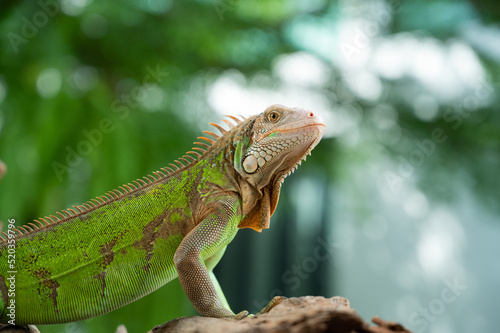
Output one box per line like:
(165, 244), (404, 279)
(268, 111), (280, 123)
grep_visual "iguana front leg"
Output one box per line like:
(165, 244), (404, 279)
(173, 195), (248, 318)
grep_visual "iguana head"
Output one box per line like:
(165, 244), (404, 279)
(233, 104), (325, 232)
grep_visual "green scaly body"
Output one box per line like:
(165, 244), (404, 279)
(0, 105), (325, 325)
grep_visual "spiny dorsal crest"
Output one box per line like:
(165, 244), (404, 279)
(0, 114), (248, 241)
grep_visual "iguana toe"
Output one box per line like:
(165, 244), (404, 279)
(257, 296), (288, 315)
(234, 310), (250, 320)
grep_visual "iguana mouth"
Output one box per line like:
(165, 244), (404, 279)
(260, 122), (326, 142)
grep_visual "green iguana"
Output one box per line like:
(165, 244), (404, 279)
(0, 104), (325, 325)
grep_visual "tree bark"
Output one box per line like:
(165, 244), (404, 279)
(150, 296), (412, 333)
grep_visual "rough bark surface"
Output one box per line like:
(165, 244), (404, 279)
(0, 296), (412, 332)
(150, 296), (412, 333)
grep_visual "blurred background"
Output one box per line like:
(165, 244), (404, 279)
(1, 0), (499, 332)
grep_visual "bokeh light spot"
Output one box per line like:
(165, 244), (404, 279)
(61, 0), (92, 16)
(81, 13), (108, 39)
(36, 68), (62, 99)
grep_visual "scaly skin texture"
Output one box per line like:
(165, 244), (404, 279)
(0, 105), (325, 324)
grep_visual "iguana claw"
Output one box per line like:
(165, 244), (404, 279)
(233, 296), (287, 320)
(234, 310), (250, 320)
(256, 296), (288, 315)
